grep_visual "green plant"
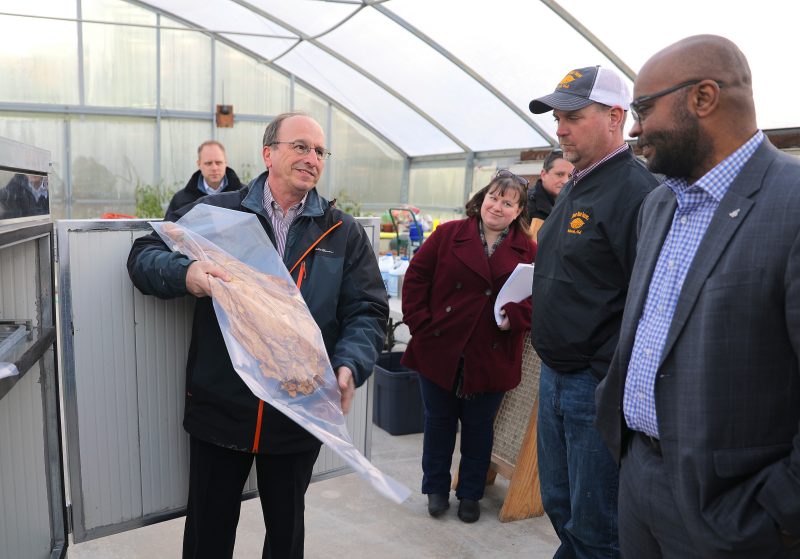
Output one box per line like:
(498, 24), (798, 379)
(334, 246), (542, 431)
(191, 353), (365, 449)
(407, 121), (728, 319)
(135, 182), (178, 218)
(237, 162), (258, 184)
(334, 189), (361, 216)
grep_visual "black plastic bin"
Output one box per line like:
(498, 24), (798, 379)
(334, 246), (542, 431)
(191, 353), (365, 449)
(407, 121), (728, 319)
(372, 352), (424, 435)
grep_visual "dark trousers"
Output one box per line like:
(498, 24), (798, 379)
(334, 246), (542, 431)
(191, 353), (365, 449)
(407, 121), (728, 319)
(418, 374), (504, 501)
(537, 363), (619, 559)
(620, 431), (799, 559)
(182, 436), (320, 559)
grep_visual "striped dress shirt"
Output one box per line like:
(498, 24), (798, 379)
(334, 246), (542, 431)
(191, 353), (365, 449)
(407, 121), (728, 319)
(262, 182), (307, 258)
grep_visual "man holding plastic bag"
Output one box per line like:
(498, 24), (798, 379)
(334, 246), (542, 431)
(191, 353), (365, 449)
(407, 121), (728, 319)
(127, 112), (389, 559)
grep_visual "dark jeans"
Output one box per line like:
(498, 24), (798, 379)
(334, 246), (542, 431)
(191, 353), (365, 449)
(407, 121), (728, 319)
(182, 436), (320, 559)
(418, 374), (504, 501)
(537, 363), (619, 559)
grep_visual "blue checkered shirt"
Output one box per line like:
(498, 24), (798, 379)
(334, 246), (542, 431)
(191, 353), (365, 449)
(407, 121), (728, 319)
(623, 130), (764, 438)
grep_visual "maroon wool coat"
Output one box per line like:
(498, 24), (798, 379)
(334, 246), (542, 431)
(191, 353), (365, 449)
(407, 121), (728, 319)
(400, 217), (536, 395)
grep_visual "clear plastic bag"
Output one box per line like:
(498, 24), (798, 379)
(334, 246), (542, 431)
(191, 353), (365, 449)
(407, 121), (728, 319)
(151, 205), (410, 504)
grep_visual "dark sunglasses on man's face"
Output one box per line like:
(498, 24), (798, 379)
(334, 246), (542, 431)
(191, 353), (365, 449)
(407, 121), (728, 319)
(495, 169), (528, 187)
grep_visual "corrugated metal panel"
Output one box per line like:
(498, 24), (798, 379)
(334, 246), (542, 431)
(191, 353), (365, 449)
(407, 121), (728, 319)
(133, 287), (193, 514)
(0, 231), (52, 559)
(0, 241), (37, 322)
(70, 230), (143, 531)
(0, 367), (51, 559)
(61, 221), (375, 542)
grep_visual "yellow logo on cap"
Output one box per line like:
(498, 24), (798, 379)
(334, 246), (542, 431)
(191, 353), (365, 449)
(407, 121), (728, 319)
(567, 211), (589, 235)
(558, 70), (583, 90)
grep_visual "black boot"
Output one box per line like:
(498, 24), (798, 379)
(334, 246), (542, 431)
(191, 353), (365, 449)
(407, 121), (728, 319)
(427, 493), (450, 517)
(457, 498), (480, 523)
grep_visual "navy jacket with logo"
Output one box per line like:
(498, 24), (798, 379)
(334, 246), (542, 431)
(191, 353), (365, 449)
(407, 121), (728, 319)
(127, 171), (389, 454)
(531, 148), (658, 379)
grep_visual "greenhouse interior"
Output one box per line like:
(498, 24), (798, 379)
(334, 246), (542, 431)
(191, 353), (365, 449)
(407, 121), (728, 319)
(2, 0), (800, 558)
(3, 0), (796, 223)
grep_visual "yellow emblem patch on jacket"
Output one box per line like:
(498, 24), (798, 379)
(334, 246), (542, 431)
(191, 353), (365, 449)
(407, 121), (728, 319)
(567, 211), (589, 235)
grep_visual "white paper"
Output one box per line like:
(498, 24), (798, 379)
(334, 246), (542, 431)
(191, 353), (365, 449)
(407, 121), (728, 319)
(494, 263), (534, 325)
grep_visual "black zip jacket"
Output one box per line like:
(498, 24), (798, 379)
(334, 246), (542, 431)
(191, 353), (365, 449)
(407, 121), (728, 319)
(128, 171), (389, 454)
(527, 179), (555, 220)
(531, 148), (658, 379)
(164, 167), (243, 218)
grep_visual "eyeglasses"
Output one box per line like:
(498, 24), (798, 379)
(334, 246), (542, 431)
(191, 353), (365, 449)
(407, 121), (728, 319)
(270, 141), (332, 161)
(630, 80), (724, 123)
(495, 169), (528, 187)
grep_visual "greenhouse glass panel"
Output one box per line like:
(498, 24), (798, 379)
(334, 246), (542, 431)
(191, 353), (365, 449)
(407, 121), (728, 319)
(82, 0), (156, 24)
(218, 34), (298, 63)
(160, 119), (214, 192)
(277, 42), (460, 156)
(321, 8), (546, 151)
(215, 42), (290, 116)
(0, 15), (79, 105)
(558, 0), (800, 130)
(0, 115), (66, 217)
(472, 155), (524, 196)
(386, 0), (627, 141)
(409, 163), (466, 212)
(294, 86), (329, 134)
(3, 0), (75, 18)
(216, 121), (271, 185)
(238, 0), (361, 37)
(160, 25), (213, 112)
(70, 116), (155, 217)
(82, 1), (157, 108)
(328, 108), (404, 211)
(141, 0), (293, 39)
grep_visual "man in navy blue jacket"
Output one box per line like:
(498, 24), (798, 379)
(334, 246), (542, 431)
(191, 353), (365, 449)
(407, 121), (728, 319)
(128, 112), (388, 559)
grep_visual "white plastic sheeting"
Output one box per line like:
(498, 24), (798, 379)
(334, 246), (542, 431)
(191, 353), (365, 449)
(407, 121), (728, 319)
(6, 0), (800, 155)
(123, 0), (800, 156)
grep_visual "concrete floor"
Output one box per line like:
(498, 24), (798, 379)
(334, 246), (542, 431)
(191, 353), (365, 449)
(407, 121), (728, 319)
(67, 427), (559, 558)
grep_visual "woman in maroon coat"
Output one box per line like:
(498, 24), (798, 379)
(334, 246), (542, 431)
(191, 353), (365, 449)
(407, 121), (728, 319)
(401, 171), (536, 523)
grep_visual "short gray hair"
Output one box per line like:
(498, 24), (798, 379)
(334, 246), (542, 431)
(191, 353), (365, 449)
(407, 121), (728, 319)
(262, 111), (312, 147)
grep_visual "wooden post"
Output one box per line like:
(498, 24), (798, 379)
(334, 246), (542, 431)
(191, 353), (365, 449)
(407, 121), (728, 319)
(489, 339), (544, 521)
(496, 397), (543, 521)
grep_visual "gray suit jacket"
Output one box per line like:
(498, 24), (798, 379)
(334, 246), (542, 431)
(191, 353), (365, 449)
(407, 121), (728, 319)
(596, 139), (800, 556)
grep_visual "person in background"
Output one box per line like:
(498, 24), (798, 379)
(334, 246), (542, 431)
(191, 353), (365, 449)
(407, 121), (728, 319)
(527, 149), (573, 241)
(0, 173), (48, 219)
(401, 170), (536, 523)
(596, 35), (800, 558)
(128, 112), (388, 559)
(165, 140), (243, 218)
(528, 65), (658, 558)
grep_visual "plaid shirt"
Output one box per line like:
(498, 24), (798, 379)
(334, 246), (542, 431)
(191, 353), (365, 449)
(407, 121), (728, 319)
(573, 143), (629, 184)
(478, 219), (509, 257)
(623, 130), (764, 438)
(262, 182), (307, 258)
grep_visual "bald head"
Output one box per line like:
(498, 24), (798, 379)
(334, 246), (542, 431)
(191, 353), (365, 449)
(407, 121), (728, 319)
(644, 35), (751, 88)
(632, 35), (759, 180)
(637, 35), (756, 133)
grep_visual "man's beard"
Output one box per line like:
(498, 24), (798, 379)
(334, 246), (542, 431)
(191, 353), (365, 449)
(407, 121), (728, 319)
(639, 106), (713, 180)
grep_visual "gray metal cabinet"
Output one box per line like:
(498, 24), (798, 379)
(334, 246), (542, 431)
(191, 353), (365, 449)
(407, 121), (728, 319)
(0, 136), (65, 559)
(57, 218), (379, 543)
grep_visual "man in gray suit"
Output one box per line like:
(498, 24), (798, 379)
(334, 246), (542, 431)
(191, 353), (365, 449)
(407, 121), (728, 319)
(595, 35), (800, 558)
